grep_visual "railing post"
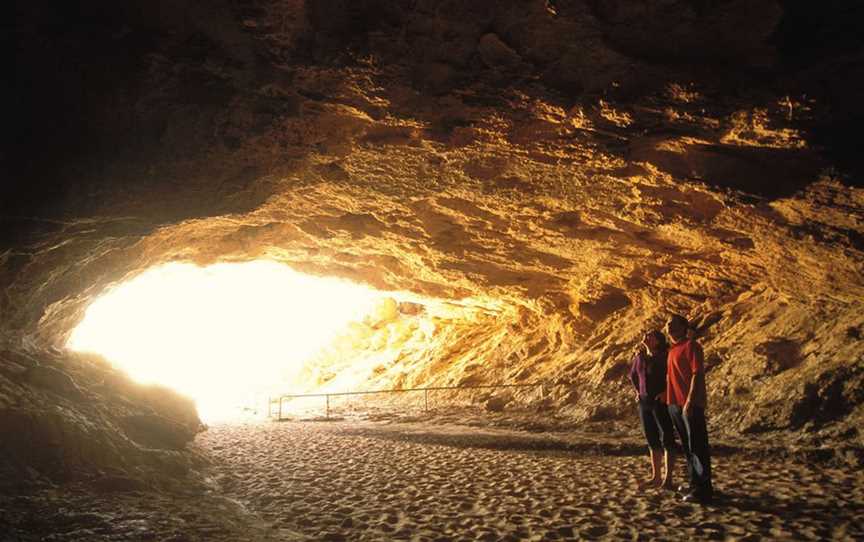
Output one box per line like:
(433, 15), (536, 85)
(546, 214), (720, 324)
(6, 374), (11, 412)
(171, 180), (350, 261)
(278, 397), (282, 421)
(424, 389), (428, 413)
(326, 395), (330, 419)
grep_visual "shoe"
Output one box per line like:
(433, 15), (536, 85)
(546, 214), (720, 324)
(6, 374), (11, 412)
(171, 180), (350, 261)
(682, 492), (713, 504)
(676, 484), (691, 493)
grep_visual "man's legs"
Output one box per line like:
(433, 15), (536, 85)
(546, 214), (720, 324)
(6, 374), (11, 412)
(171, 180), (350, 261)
(683, 406), (713, 498)
(667, 405), (693, 491)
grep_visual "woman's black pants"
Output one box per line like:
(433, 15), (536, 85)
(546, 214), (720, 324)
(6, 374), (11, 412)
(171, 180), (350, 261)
(638, 397), (675, 450)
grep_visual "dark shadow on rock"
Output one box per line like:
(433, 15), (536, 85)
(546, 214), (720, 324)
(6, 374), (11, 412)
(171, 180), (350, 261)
(788, 364), (864, 430)
(579, 288), (632, 322)
(629, 139), (824, 201)
(754, 337), (803, 375)
(25, 365), (86, 401)
(120, 414), (196, 451)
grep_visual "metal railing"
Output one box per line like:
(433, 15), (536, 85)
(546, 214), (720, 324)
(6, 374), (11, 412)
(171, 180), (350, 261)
(268, 382), (547, 420)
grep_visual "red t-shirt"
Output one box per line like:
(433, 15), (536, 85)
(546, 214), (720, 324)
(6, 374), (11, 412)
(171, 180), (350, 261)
(666, 339), (707, 408)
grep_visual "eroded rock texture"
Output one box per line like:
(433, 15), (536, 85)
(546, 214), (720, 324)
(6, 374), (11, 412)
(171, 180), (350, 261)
(3, 0), (864, 481)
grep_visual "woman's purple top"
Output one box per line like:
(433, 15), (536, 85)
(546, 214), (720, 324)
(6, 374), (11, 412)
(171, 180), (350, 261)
(629, 349), (668, 400)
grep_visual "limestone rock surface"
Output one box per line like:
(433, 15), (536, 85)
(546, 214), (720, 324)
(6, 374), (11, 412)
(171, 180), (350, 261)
(3, 0), (864, 482)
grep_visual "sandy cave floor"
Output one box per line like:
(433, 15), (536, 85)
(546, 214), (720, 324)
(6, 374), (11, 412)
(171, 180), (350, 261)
(196, 420), (864, 541)
(3, 416), (864, 541)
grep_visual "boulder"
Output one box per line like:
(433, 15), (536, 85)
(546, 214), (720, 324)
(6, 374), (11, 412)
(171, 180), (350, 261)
(121, 414), (195, 451)
(26, 366), (86, 401)
(485, 394), (510, 412)
(477, 33), (524, 70)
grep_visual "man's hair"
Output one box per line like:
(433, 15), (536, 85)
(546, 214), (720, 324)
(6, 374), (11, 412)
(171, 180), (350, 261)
(667, 314), (689, 330)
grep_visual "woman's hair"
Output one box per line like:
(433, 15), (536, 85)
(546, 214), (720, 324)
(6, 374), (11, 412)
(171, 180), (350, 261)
(646, 329), (668, 349)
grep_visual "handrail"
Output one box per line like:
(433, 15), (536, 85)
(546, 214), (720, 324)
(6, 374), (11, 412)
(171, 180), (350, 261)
(268, 381), (546, 420)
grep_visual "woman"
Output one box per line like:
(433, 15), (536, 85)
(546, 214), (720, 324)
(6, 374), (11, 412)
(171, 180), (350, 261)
(629, 330), (676, 489)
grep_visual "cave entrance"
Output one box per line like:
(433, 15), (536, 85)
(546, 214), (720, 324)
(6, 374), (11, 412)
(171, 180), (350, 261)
(66, 260), (390, 422)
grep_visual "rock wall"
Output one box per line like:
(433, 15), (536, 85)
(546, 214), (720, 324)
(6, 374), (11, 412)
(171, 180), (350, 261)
(2, 0), (863, 481)
(0, 347), (202, 490)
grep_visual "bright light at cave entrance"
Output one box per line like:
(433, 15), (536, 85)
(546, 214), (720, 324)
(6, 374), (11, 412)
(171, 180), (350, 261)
(67, 261), (383, 423)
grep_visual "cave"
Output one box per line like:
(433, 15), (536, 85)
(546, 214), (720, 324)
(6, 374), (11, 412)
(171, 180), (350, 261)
(3, 1), (863, 539)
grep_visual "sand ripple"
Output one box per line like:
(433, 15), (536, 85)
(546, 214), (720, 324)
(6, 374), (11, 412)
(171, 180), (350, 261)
(196, 421), (864, 541)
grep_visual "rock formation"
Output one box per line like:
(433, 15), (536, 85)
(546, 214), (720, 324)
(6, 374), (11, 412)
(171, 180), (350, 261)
(3, 0), (863, 484)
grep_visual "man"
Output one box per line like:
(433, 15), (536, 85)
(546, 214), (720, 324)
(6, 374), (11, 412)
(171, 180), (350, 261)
(665, 314), (714, 503)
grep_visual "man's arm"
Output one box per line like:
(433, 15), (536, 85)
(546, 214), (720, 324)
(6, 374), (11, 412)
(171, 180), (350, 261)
(683, 342), (704, 416)
(683, 372), (702, 416)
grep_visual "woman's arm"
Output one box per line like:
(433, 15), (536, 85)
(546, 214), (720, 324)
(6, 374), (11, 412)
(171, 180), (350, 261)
(629, 353), (641, 393)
